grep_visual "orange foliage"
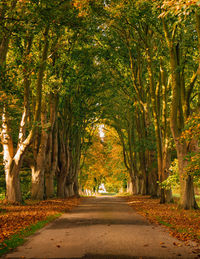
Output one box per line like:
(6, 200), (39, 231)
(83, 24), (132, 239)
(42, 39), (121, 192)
(160, 0), (200, 16)
(127, 196), (200, 245)
(72, 0), (90, 16)
(81, 127), (128, 192)
(180, 115), (200, 178)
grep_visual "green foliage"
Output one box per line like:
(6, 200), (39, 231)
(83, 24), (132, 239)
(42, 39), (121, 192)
(160, 159), (180, 190)
(20, 171), (31, 200)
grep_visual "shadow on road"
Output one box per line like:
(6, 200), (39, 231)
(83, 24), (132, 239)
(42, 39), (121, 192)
(5, 256), (188, 259)
(47, 217), (150, 229)
(80, 255), (161, 259)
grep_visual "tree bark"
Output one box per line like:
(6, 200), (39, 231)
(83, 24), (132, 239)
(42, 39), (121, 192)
(45, 95), (58, 198)
(31, 103), (48, 200)
(57, 125), (70, 198)
(162, 18), (198, 209)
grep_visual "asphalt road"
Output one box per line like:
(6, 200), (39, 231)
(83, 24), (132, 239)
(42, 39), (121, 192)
(5, 197), (199, 259)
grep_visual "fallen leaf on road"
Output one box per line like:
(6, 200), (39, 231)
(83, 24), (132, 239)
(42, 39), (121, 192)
(127, 196), (200, 245)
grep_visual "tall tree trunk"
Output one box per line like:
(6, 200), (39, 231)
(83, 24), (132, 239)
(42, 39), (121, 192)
(31, 103), (48, 200)
(145, 43), (164, 202)
(45, 95), (58, 198)
(160, 61), (173, 203)
(3, 108), (22, 202)
(162, 18), (198, 209)
(57, 126), (70, 198)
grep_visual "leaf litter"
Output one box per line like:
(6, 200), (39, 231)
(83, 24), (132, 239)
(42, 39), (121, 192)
(0, 198), (80, 243)
(127, 195), (200, 246)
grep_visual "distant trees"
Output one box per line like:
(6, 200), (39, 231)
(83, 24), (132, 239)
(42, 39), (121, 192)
(80, 127), (128, 194)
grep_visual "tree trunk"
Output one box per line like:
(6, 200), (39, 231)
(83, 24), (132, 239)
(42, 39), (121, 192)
(45, 174), (54, 198)
(163, 141), (173, 203)
(162, 18), (198, 209)
(148, 168), (159, 198)
(57, 174), (67, 198)
(2, 108), (22, 203)
(57, 126), (70, 198)
(139, 174), (146, 195)
(177, 143), (198, 209)
(65, 182), (75, 198)
(131, 175), (139, 195)
(31, 104), (48, 200)
(5, 162), (22, 203)
(160, 61), (173, 203)
(31, 165), (44, 200)
(182, 175), (198, 210)
(45, 95), (58, 198)
(127, 179), (133, 193)
(73, 179), (80, 197)
(146, 45), (163, 202)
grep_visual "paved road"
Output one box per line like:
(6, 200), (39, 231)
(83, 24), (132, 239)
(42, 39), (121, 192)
(5, 197), (199, 259)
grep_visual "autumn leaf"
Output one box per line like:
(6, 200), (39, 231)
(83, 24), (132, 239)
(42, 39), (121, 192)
(0, 198), (80, 244)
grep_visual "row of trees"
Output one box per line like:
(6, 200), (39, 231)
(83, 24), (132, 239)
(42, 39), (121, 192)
(93, 0), (200, 209)
(0, 0), (105, 203)
(0, 0), (200, 210)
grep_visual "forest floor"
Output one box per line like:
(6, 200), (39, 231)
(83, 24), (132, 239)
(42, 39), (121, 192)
(127, 195), (200, 247)
(0, 197), (80, 253)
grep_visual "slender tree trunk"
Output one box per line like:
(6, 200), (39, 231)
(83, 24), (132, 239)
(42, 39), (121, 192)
(146, 44), (164, 202)
(57, 125), (70, 198)
(160, 61), (173, 203)
(31, 104), (48, 200)
(45, 95), (58, 198)
(73, 159), (80, 197)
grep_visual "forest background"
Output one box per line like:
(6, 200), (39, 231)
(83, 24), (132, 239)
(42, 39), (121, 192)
(0, 0), (200, 211)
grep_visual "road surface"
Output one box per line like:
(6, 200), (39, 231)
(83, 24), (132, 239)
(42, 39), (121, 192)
(5, 197), (199, 259)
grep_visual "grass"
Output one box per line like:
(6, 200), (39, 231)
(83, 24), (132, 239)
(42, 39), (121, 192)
(0, 213), (61, 256)
(156, 216), (174, 228)
(0, 193), (5, 200)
